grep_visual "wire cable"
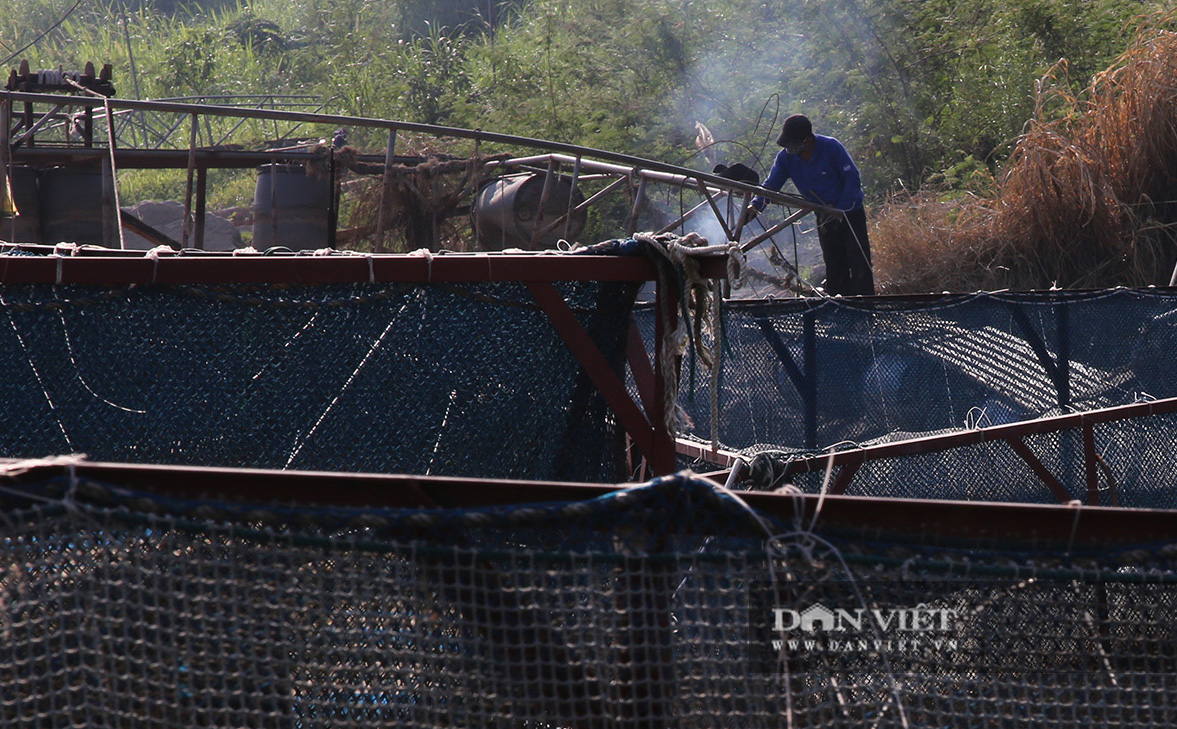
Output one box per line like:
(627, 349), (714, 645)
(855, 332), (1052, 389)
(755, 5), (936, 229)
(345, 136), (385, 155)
(1, 0), (87, 67)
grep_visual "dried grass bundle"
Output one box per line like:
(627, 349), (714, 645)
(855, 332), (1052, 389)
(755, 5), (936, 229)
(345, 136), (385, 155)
(346, 153), (493, 253)
(875, 14), (1177, 293)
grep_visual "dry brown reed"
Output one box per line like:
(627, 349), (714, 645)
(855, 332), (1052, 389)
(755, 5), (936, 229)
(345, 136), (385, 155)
(874, 14), (1177, 293)
(337, 137), (493, 253)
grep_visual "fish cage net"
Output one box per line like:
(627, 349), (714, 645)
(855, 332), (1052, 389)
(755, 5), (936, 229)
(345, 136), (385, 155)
(0, 279), (637, 482)
(2, 471), (1176, 728)
(636, 289), (1177, 454)
(640, 288), (1177, 503)
(754, 404), (1177, 508)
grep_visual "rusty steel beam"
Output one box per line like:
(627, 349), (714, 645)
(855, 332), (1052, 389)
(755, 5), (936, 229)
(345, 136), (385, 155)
(774, 395), (1177, 477)
(674, 437), (743, 468)
(4, 459), (1177, 548)
(776, 490), (1177, 548)
(1004, 435), (1076, 503)
(0, 250), (729, 285)
(0, 459), (613, 509)
(626, 319), (658, 420)
(692, 396), (1177, 505)
(526, 280), (660, 469)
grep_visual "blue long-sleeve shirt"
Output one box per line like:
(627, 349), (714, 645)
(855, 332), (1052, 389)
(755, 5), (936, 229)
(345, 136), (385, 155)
(753, 135), (864, 212)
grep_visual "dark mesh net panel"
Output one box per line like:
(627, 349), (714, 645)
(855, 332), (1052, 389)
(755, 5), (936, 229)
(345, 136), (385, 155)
(774, 408), (1177, 507)
(636, 289), (1177, 454)
(3, 472), (1177, 728)
(0, 280), (637, 482)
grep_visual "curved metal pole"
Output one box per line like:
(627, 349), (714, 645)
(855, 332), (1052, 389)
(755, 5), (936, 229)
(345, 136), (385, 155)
(1, 91), (829, 215)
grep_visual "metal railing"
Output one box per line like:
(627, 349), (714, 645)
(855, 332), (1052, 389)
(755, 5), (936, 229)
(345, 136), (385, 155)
(3, 90), (825, 265)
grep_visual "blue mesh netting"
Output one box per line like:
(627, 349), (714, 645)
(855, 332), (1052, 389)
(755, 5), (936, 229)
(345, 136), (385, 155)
(637, 289), (1177, 453)
(638, 288), (1177, 506)
(0, 280), (638, 481)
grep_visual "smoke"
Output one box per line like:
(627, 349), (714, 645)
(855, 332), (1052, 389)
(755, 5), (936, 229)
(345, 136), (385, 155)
(662, 0), (922, 194)
(665, 2), (818, 176)
(682, 206), (729, 248)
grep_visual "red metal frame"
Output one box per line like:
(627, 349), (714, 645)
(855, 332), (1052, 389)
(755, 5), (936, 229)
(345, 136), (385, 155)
(6, 458), (1177, 548)
(691, 395), (1177, 505)
(527, 280), (670, 472)
(0, 249), (716, 284)
(675, 437), (743, 468)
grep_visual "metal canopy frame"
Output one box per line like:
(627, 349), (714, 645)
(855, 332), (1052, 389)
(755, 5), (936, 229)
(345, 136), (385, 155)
(2, 90), (829, 264)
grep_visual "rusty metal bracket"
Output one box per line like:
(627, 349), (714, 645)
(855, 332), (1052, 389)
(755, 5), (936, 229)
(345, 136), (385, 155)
(526, 280), (673, 474)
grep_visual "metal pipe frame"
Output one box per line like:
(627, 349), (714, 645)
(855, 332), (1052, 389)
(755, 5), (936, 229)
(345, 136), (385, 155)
(3, 91), (816, 209)
(4, 92), (832, 252)
(489, 152), (826, 214)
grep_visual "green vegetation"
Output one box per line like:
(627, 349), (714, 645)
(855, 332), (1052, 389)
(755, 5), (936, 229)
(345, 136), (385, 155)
(3, 0), (1176, 288)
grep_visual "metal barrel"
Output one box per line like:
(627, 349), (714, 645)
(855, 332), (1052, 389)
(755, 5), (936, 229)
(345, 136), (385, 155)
(472, 173), (585, 250)
(252, 164), (331, 250)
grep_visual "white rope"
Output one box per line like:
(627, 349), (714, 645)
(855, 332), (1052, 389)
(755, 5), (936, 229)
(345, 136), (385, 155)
(0, 453), (87, 513)
(726, 242), (748, 290)
(634, 231), (744, 438)
(406, 248), (434, 282)
(143, 244), (173, 284)
(1065, 499), (1083, 556)
(0, 453), (88, 478)
(658, 315), (689, 435)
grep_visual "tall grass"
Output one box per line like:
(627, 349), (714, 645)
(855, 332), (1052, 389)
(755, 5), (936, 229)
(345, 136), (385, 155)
(874, 13), (1177, 293)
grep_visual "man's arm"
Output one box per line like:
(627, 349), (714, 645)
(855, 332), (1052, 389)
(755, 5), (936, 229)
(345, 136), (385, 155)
(751, 151), (790, 211)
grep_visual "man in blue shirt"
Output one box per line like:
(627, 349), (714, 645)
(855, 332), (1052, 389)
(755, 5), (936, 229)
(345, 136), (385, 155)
(748, 114), (875, 296)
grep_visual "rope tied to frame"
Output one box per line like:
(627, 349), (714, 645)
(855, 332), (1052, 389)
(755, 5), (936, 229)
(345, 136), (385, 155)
(0, 453), (88, 513)
(143, 245), (173, 284)
(406, 248), (434, 282)
(635, 231), (744, 439)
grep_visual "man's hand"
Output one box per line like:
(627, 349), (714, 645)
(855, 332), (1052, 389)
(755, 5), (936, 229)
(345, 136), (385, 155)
(815, 211), (841, 232)
(741, 205), (759, 225)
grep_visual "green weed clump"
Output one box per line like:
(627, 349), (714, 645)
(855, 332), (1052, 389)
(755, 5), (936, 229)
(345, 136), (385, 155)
(874, 14), (1177, 293)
